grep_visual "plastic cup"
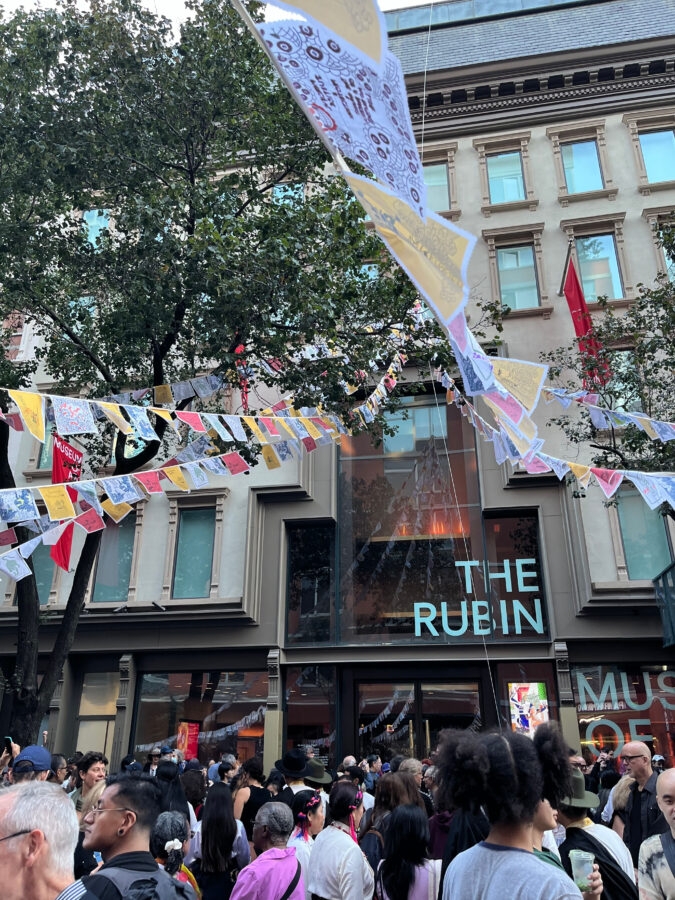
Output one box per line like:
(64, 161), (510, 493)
(569, 849), (595, 891)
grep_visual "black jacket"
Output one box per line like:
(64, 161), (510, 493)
(623, 773), (668, 866)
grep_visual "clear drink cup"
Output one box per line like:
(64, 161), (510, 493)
(569, 849), (595, 891)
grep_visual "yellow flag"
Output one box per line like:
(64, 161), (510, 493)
(96, 401), (133, 435)
(163, 466), (190, 491)
(299, 417), (322, 440)
(568, 462), (592, 487)
(243, 417), (268, 444)
(261, 444), (281, 470)
(634, 415), (659, 440)
(344, 172), (473, 329)
(276, 0), (385, 65)
(9, 390), (45, 442)
(39, 484), (76, 521)
(149, 407), (178, 430)
(101, 498), (133, 522)
(274, 418), (299, 440)
(499, 420), (534, 458)
(490, 358), (548, 415)
(153, 384), (174, 405)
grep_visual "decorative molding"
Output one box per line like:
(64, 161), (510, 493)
(560, 211), (634, 300)
(642, 205), (675, 275)
(266, 648), (281, 710)
(554, 641), (574, 704)
(623, 108), (675, 193)
(420, 141), (461, 218)
(482, 222), (548, 311)
(546, 117), (616, 205)
(473, 131), (537, 216)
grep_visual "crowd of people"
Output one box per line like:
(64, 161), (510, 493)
(0, 730), (673, 899)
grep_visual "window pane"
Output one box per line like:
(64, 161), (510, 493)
(421, 682), (480, 755)
(82, 209), (109, 248)
(285, 665), (336, 767)
(497, 244), (539, 309)
(79, 672), (120, 716)
(272, 183), (304, 206)
(134, 671), (268, 763)
(32, 542), (54, 606)
(173, 508), (215, 599)
(617, 488), (672, 580)
(92, 517), (135, 604)
(487, 152), (525, 203)
(77, 719), (114, 761)
(358, 682), (415, 759)
(561, 141), (603, 193)
(575, 234), (622, 301)
(287, 524), (334, 644)
(639, 131), (675, 183)
(37, 431), (54, 470)
(423, 163), (450, 211)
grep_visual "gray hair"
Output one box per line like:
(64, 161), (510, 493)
(221, 753), (237, 768)
(1, 782), (78, 875)
(256, 801), (293, 839)
(149, 811), (188, 875)
(399, 758), (422, 776)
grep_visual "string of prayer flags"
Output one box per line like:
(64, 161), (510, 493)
(134, 470), (163, 494)
(38, 484), (76, 521)
(153, 384), (174, 405)
(97, 401), (133, 435)
(162, 466), (190, 492)
(243, 417), (268, 444)
(100, 475), (142, 506)
(203, 414), (233, 442)
(8, 390), (44, 442)
(73, 483), (104, 516)
(223, 415), (247, 442)
(125, 406), (158, 443)
(257, 18), (426, 219)
(51, 395), (96, 436)
(0, 488), (40, 523)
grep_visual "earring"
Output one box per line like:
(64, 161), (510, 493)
(118, 828), (124, 836)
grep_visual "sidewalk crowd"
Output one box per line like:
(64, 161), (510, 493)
(0, 728), (673, 899)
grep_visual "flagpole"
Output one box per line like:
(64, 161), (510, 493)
(558, 238), (574, 297)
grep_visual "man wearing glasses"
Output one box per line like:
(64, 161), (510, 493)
(620, 741), (668, 868)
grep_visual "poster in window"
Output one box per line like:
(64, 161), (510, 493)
(508, 682), (549, 737)
(177, 721), (200, 760)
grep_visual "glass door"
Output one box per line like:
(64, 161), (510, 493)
(421, 682), (480, 758)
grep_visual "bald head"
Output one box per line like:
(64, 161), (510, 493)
(657, 768), (675, 795)
(621, 741), (653, 786)
(657, 768), (675, 835)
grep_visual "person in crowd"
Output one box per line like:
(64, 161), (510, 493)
(607, 775), (637, 839)
(594, 771), (622, 825)
(620, 742), (667, 867)
(144, 747), (162, 775)
(340, 766), (375, 815)
(81, 773), (195, 898)
(398, 759), (433, 817)
(219, 759), (238, 786)
(303, 759), (333, 815)
(119, 754), (141, 774)
(230, 803), (303, 900)
(11, 745), (52, 784)
(160, 745), (175, 762)
(186, 780), (249, 894)
(389, 755), (406, 774)
(308, 781), (374, 900)
(234, 757), (271, 845)
(74, 779), (108, 878)
(638, 767), (675, 899)
(557, 769), (637, 899)
(360, 773), (407, 872)
(532, 798), (565, 870)
(396, 771), (427, 814)
(64, 752), (84, 791)
(341, 755), (357, 772)
(182, 769), (207, 822)
(265, 769), (286, 798)
(585, 751), (617, 795)
(150, 810), (201, 897)
(49, 753), (69, 785)
(0, 781), (99, 900)
(175, 750), (185, 773)
(439, 724), (602, 900)
(364, 755), (382, 793)
(69, 752), (108, 814)
(375, 803), (442, 900)
(287, 790), (324, 900)
(652, 755), (667, 775)
(155, 759), (192, 825)
(422, 765), (439, 803)
(427, 774), (456, 860)
(275, 749), (311, 807)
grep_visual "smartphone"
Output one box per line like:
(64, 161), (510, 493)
(3, 737), (12, 755)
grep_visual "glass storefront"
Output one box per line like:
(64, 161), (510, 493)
(134, 670), (268, 764)
(572, 664), (675, 764)
(285, 665), (337, 768)
(287, 395), (548, 645)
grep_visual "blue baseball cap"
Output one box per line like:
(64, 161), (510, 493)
(13, 745), (51, 772)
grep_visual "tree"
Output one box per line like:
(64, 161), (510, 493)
(542, 223), (675, 515)
(0, 0), (443, 744)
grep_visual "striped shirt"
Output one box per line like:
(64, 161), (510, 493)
(55, 880), (88, 900)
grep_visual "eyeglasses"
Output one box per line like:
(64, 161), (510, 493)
(570, 762), (587, 770)
(0, 831), (30, 844)
(90, 805), (132, 816)
(620, 754), (646, 762)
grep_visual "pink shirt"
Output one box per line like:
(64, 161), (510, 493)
(231, 847), (304, 900)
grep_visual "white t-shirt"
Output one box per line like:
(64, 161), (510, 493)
(584, 823), (635, 882)
(288, 829), (313, 900)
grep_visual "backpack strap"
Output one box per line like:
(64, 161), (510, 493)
(660, 832), (675, 877)
(279, 860), (302, 900)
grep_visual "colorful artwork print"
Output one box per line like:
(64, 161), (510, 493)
(100, 476), (141, 505)
(508, 682), (549, 737)
(0, 489), (40, 523)
(258, 20), (426, 218)
(51, 395), (96, 436)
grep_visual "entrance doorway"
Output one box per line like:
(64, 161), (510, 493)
(357, 680), (481, 760)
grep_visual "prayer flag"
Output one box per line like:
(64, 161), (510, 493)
(96, 401), (133, 435)
(591, 467), (624, 499)
(0, 529), (16, 547)
(101, 499), (133, 523)
(74, 508), (106, 533)
(51, 395), (97, 436)
(134, 470), (163, 494)
(50, 521), (75, 572)
(162, 466), (190, 491)
(221, 452), (249, 475)
(0, 549), (32, 582)
(8, 390), (45, 442)
(261, 445), (281, 470)
(175, 411), (207, 432)
(38, 485), (76, 521)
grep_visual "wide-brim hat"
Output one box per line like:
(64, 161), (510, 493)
(561, 769), (599, 809)
(275, 748), (310, 778)
(304, 758), (333, 786)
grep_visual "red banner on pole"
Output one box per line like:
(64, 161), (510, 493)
(50, 435), (84, 571)
(563, 260), (611, 387)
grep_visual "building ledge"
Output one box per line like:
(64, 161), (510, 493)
(588, 298), (633, 310)
(438, 208), (462, 221)
(639, 179), (675, 196)
(559, 187), (618, 206)
(504, 303), (554, 319)
(481, 198), (538, 216)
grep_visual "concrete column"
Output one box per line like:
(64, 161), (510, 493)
(50, 658), (79, 755)
(555, 641), (580, 750)
(110, 654), (136, 771)
(263, 649), (283, 774)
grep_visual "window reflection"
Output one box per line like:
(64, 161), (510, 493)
(285, 665), (336, 768)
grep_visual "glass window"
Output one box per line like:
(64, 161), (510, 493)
(487, 151), (525, 203)
(32, 542), (54, 606)
(639, 131), (675, 183)
(423, 163), (450, 211)
(496, 244), (539, 310)
(92, 517), (136, 604)
(285, 665), (337, 768)
(172, 507), (216, 599)
(496, 662), (558, 734)
(575, 234), (623, 301)
(80, 672), (120, 716)
(287, 524), (334, 644)
(421, 682), (480, 756)
(134, 670), (268, 763)
(358, 682), (416, 760)
(82, 209), (110, 248)
(77, 719), (115, 760)
(572, 664), (675, 763)
(272, 183), (304, 206)
(37, 431), (54, 470)
(617, 487), (672, 580)
(561, 141), (604, 193)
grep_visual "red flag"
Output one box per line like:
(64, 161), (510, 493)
(563, 260), (611, 387)
(50, 435), (83, 571)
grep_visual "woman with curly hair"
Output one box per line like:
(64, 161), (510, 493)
(438, 723), (603, 900)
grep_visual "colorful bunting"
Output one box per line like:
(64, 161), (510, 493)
(38, 484), (76, 521)
(8, 390), (45, 442)
(51, 395), (97, 436)
(101, 499), (133, 523)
